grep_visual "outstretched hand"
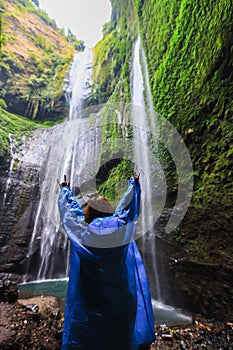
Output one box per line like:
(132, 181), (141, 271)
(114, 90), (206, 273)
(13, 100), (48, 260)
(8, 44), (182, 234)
(57, 174), (70, 188)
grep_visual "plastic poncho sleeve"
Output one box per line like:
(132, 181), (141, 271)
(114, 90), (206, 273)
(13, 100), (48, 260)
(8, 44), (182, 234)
(114, 177), (141, 222)
(58, 186), (84, 218)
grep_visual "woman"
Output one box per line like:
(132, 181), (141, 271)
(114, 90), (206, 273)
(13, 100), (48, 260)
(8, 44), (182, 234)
(58, 174), (155, 350)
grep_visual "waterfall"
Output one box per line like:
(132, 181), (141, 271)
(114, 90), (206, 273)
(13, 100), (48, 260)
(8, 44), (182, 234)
(131, 37), (193, 318)
(2, 134), (16, 208)
(67, 50), (93, 120)
(131, 37), (164, 302)
(25, 49), (95, 280)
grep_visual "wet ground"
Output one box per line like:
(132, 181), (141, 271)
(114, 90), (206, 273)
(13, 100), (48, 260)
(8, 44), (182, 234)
(152, 321), (233, 350)
(0, 296), (63, 350)
(0, 296), (232, 349)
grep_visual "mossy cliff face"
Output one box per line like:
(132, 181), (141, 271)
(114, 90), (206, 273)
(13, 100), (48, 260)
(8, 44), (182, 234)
(0, 0), (76, 120)
(134, 0), (233, 204)
(89, 0), (137, 106)
(133, 0), (233, 319)
(0, 151), (41, 274)
(87, 0), (137, 194)
(92, 0), (233, 319)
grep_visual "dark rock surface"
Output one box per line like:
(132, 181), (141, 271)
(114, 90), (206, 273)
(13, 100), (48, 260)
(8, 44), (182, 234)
(0, 278), (18, 303)
(169, 258), (233, 321)
(0, 155), (41, 275)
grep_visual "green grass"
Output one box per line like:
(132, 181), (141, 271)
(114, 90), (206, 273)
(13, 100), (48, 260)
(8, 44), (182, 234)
(0, 108), (53, 155)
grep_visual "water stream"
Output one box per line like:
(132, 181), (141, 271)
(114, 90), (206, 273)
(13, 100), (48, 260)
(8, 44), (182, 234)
(25, 49), (95, 280)
(19, 279), (191, 326)
(67, 50), (93, 120)
(130, 36), (191, 321)
(2, 133), (16, 208)
(131, 37), (161, 301)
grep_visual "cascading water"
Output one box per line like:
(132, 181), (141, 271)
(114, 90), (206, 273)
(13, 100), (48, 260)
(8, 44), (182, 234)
(131, 36), (163, 301)
(2, 134), (16, 208)
(131, 36), (191, 323)
(25, 49), (96, 280)
(67, 50), (93, 120)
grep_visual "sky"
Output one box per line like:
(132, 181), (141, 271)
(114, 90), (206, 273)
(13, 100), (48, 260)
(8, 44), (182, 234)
(39, 0), (112, 48)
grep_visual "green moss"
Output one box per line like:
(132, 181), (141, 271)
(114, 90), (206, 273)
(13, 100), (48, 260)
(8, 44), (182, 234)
(89, 0), (136, 106)
(0, 108), (50, 155)
(98, 159), (134, 206)
(85, 1), (138, 197)
(134, 0), (233, 206)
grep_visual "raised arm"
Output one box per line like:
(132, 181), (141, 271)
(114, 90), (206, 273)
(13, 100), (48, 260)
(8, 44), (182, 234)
(114, 176), (141, 224)
(57, 182), (89, 249)
(58, 185), (84, 223)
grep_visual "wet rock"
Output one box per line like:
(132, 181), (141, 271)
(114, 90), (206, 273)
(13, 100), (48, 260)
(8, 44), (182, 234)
(51, 307), (61, 319)
(0, 278), (18, 302)
(161, 333), (173, 340)
(25, 304), (39, 313)
(0, 155), (41, 276)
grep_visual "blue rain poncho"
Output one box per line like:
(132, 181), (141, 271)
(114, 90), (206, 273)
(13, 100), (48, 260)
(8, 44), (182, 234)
(58, 177), (155, 350)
